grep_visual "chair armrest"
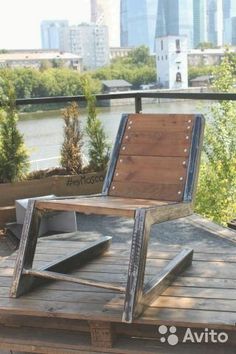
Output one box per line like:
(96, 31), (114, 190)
(145, 202), (193, 225)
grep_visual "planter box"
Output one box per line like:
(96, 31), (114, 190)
(0, 171), (105, 227)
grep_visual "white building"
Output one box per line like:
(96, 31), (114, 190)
(156, 36), (188, 89)
(69, 24), (110, 70)
(0, 50), (82, 70)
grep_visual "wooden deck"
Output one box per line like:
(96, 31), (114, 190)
(0, 232), (236, 353)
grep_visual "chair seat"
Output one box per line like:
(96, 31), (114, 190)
(36, 196), (175, 218)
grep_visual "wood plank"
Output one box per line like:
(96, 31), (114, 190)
(120, 132), (191, 157)
(109, 181), (184, 201)
(36, 196), (170, 218)
(112, 156), (188, 185)
(107, 295), (236, 313)
(125, 114), (195, 133)
(4, 258), (236, 280)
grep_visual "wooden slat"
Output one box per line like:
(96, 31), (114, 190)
(36, 196), (170, 218)
(125, 114), (195, 133)
(120, 132), (191, 157)
(111, 156), (188, 185)
(109, 182), (184, 201)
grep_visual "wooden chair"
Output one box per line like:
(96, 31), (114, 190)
(10, 113), (205, 323)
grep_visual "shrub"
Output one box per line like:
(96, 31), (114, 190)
(60, 102), (83, 174)
(195, 55), (236, 225)
(81, 76), (110, 172)
(0, 84), (29, 183)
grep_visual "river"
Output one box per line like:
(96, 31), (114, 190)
(17, 100), (208, 171)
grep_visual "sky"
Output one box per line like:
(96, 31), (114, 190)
(0, 0), (91, 49)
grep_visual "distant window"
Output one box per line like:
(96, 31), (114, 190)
(161, 56), (163, 60)
(176, 72), (182, 82)
(161, 40), (163, 50)
(176, 39), (181, 53)
(165, 55), (168, 60)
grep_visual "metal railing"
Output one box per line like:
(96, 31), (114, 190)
(14, 90), (236, 113)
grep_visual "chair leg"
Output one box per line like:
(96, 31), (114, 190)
(122, 207), (194, 323)
(122, 208), (150, 323)
(10, 199), (41, 297)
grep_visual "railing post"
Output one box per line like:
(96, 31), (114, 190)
(135, 94), (142, 113)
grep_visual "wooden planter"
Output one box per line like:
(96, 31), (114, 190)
(0, 171), (105, 227)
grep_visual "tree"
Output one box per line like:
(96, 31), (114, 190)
(196, 42), (214, 50)
(195, 55), (236, 225)
(81, 76), (110, 172)
(0, 81), (29, 183)
(60, 102), (83, 174)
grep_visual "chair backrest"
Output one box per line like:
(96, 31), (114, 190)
(103, 113), (205, 202)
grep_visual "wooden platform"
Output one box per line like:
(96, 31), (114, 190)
(0, 233), (236, 353)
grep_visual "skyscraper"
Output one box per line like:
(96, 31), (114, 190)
(91, 0), (120, 47)
(41, 20), (69, 51)
(193, 0), (207, 47)
(207, 0), (223, 46)
(156, 0), (194, 48)
(223, 0), (236, 44)
(120, 0), (158, 51)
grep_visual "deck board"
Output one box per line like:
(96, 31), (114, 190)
(0, 237), (235, 328)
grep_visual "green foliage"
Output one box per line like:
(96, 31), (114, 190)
(195, 42), (214, 50)
(91, 46), (156, 89)
(0, 81), (29, 183)
(188, 65), (214, 81)
(82, 76), (110, 172)
(0, 67), (100, 101)
(60, 102), (83, 174)
(195, 56), (236, 224)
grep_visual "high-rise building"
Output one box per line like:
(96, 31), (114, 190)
(69, 24), (110, 69)
(41, 20), (69, 51)
(156, 0), (194, 48)
(90, 0), (120, 47)
(120, 0), (158, 52)
(223, 0), (236, 44)
(232, 16), (236, 44)
(207, 0), (223, 46)
(193, 0), (207, 47)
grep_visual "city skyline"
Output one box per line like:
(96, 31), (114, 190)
(1, 0), (236, 51)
